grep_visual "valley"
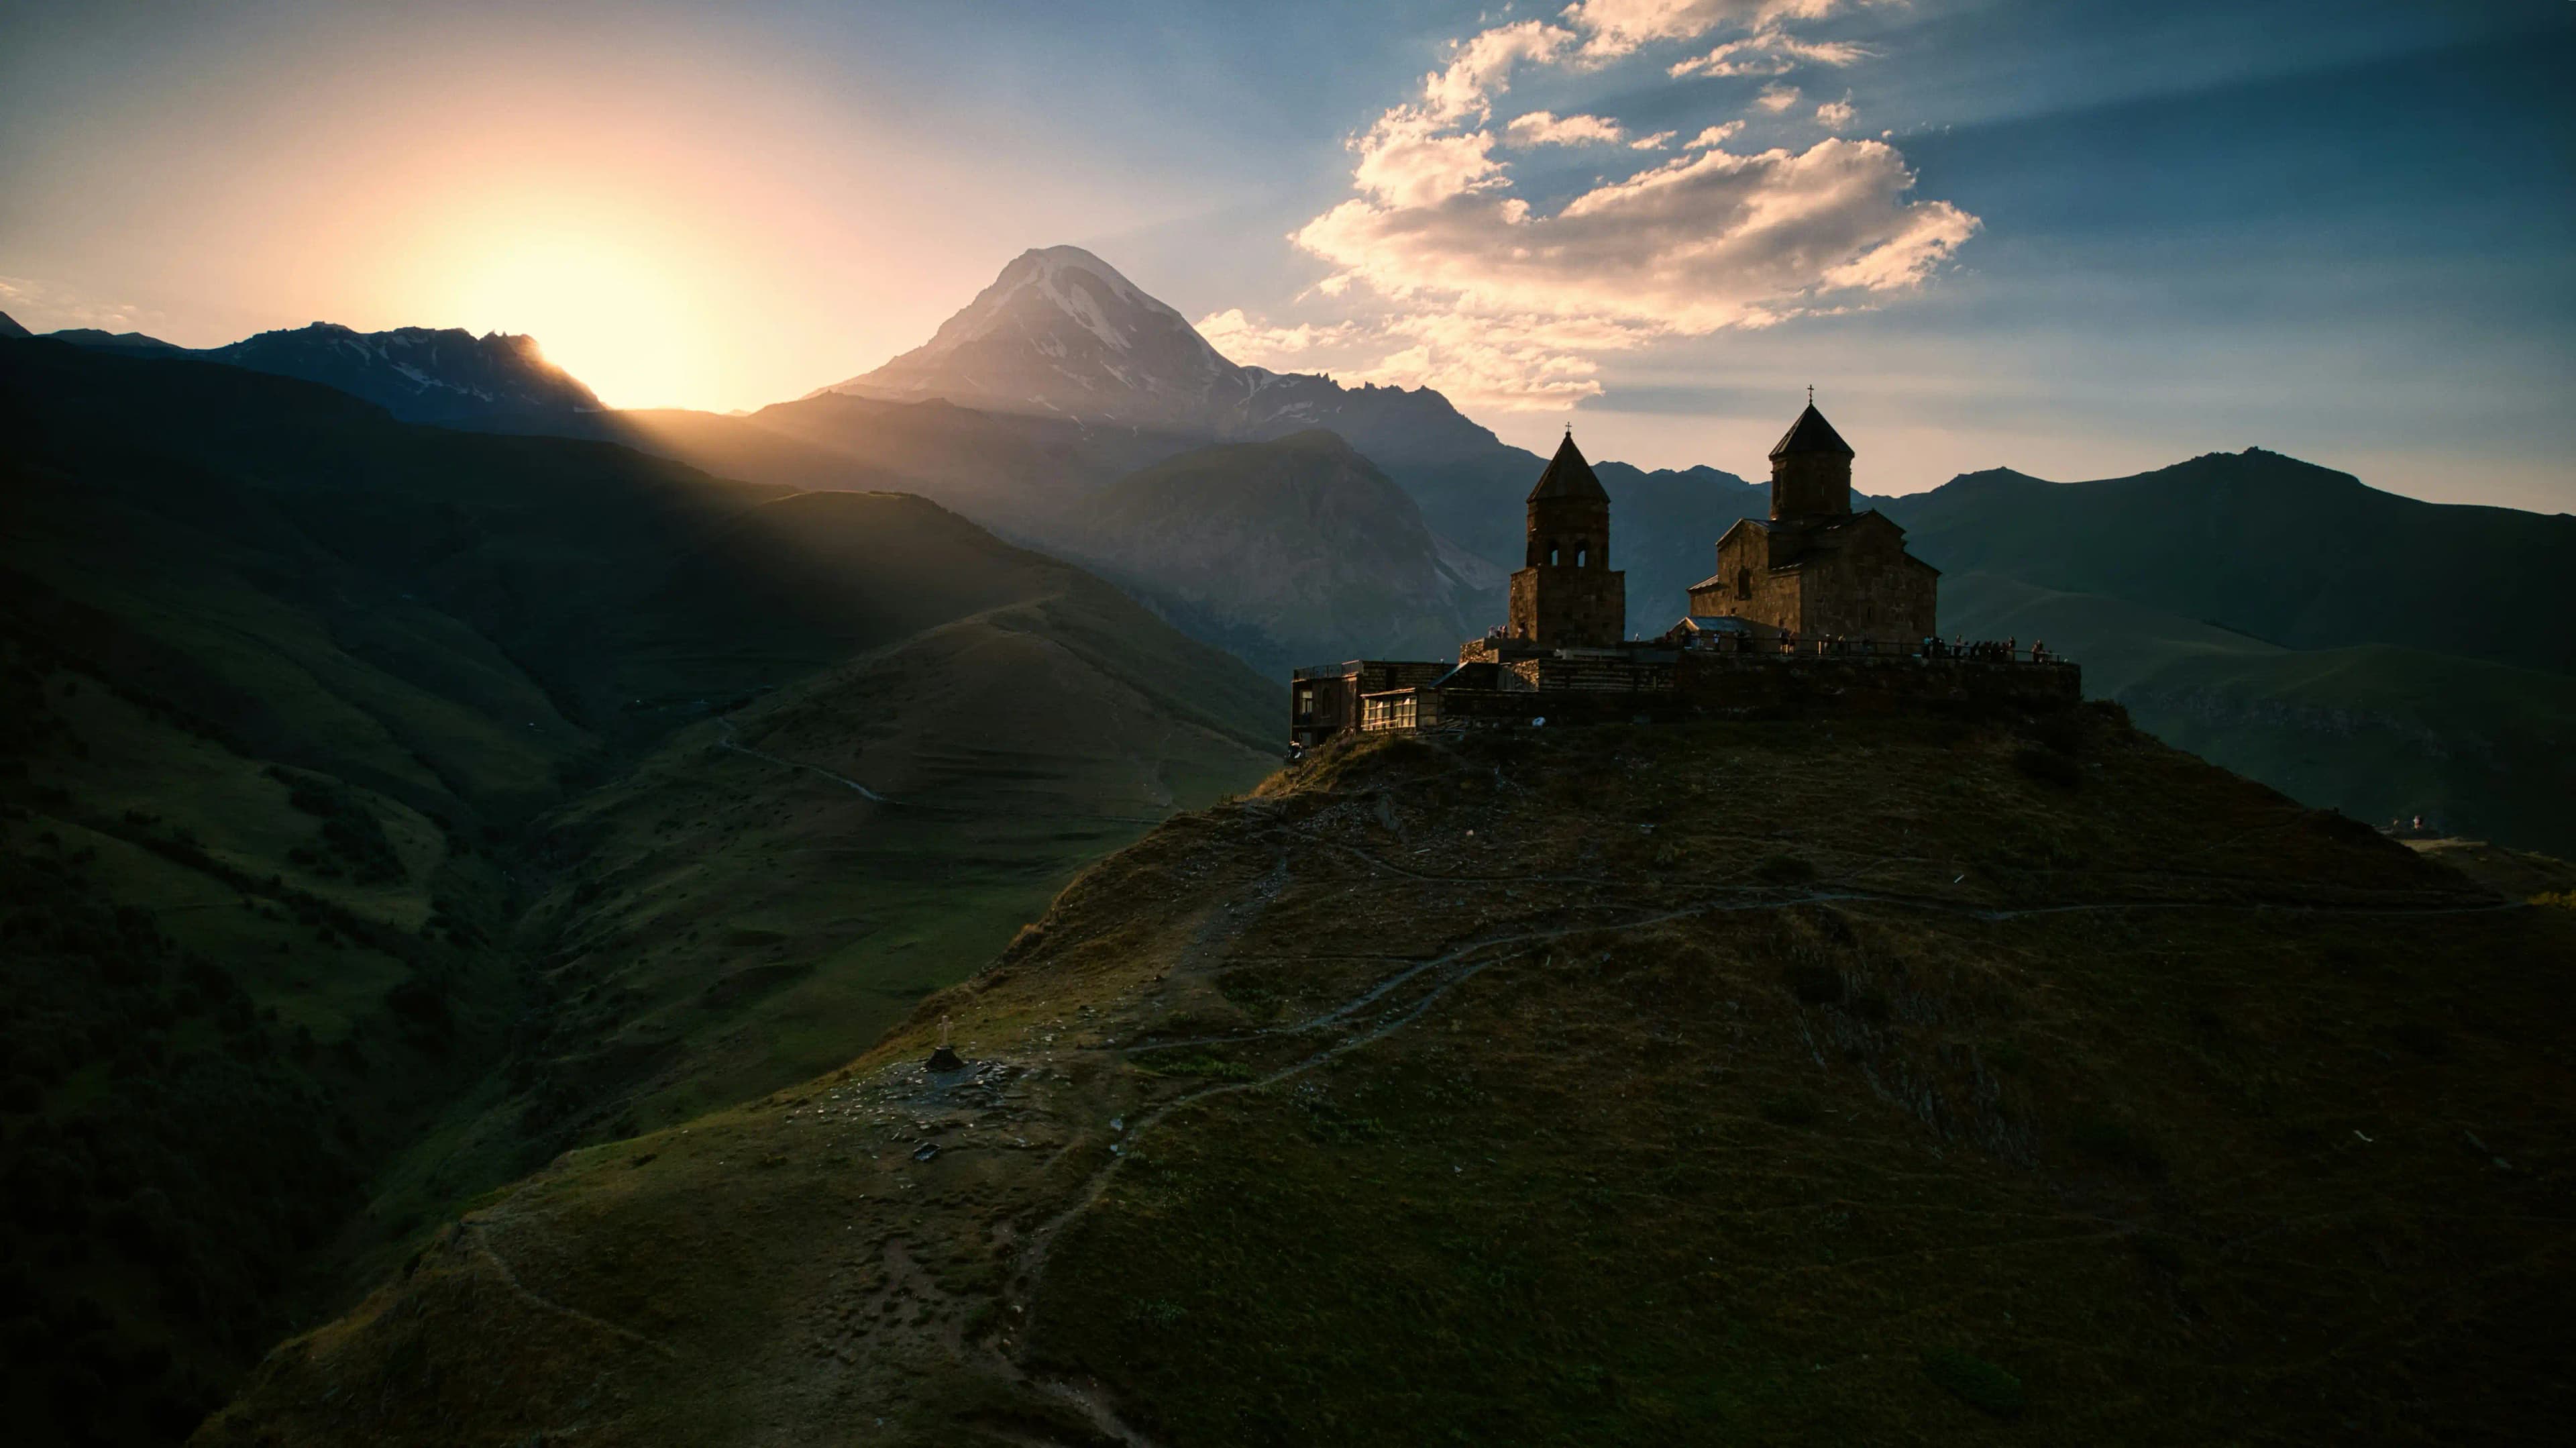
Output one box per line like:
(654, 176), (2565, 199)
(0, 338), (1277, 1443)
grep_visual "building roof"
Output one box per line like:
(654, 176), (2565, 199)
(1768, 402), (1855, 461)
(1527, 430), (1609, 503)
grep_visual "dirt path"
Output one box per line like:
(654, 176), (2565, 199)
(467, 1219), (678, 1359)
(715, 716), (896, 804)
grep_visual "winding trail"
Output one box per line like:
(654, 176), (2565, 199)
(466, 1219), (678, 1359)
(715, 716), (894, 804)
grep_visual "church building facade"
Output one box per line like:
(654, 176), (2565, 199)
(1688, 402), (1939, 645)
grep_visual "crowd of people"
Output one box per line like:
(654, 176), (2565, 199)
(1923, 635), (2055, 663)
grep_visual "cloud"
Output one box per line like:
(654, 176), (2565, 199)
(1423, 18), (1575, 123)
(1218, 0), (1974, 413)
(1410, 1), (1863, 124)
(1668, 28), (1871, 79)
(1567, 0), (1854, 60)
(1195, 309), (1366, 359)
(1352, 110), (1505, 207)
(1505, 111), (1629, 147)
(0, 274), (160, 334)
(1295, 138), (1979, 338)
(1202, 305), (1650, 412)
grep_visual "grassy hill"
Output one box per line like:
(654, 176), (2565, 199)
(0, 338), (1279, 1445)
(1936, 570), (2576, 856)
(197, 711), (2575, 1445)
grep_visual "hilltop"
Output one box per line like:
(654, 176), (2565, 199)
(200, 709), (2576, 1445)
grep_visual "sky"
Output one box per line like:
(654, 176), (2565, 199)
(3, 0), (2571, 511)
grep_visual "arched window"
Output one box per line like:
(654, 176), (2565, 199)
(1548, 542), (1562, 566)
(1574, 542), (1589, 568)
(1735, 566), (1752, 601)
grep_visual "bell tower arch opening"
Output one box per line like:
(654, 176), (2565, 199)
(1507, 430), (1626, 649)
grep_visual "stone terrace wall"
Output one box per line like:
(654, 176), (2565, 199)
(1505, 655), (1677, 693)
(1673, 654), (2080, 715)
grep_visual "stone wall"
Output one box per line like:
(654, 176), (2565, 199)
(1794, 538), (1937, 645)
(1671, 653), (2080, 714)
(1689, 521), (1935, 647)
(1360, 655), (2082, 736)
(1694, 530), (1805, 635)
(1507, 565), (1627, 649)
(1503, 654), (1676, 693)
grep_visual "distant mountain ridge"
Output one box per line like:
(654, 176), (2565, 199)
(46, 327), (186, 354)
(1057, 430), (1489, 676)
(42, 319), (600, 422)
(1882, 449), (2576, 678)
(205, 323), (602, 421)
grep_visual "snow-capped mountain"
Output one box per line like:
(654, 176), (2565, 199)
(822, 246), (1510, 458)
(207, 323), (600, 422)
(821, 246), (1242, 429)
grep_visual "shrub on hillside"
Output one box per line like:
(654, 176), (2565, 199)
(2013, 745), (2082, 788)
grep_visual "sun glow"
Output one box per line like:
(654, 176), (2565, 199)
(453, 238), (707, 409)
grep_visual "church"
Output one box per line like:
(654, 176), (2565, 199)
(1686, 399), (1939, 645)
(1288, 397), (2071, 745)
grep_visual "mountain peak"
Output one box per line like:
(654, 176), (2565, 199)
(813, 246), (1519, 473)
(820, 244), (1240, 424)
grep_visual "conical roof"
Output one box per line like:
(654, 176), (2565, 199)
(1527, 431), (1609, 503)
(1768, 402), (1854, 460)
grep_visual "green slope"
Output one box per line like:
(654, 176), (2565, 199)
(197, 713), (2576, 1446)
(1941, 571), (2576, 855)
(0, 338), (1279, 1446)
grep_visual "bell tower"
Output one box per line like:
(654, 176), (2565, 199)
(1506, 430), (1625, 648)
(1769, 391), (1855, 519)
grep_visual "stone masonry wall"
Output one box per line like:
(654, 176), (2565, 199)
(1509, 566), (1627, 649)
(1693, 532), (1804, 635)
(1671, 653), (2080, 714)
(1795, 545), (1937, 645)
